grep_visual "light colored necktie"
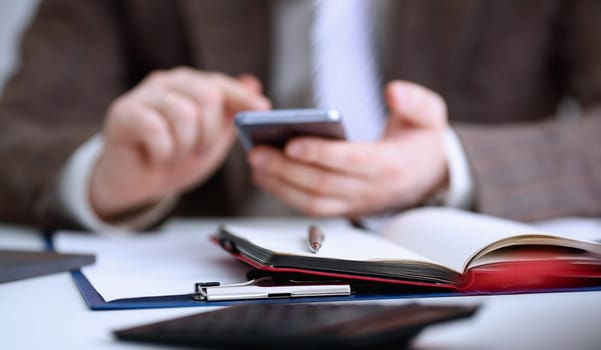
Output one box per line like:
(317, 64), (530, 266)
(311, 0), (386, 142)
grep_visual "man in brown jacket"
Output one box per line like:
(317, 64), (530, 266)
(0, 0), (600, 231)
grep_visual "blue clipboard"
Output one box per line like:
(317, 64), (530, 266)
(50, 235), (601, 310)
(68, 267), (464, 310)
(67, 266), (601, 311)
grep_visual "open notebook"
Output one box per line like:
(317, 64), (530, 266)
(216, 208), (601, 291)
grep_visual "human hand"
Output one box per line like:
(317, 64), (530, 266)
(247, 81), (448, 217)
(90, 67), (270, 219)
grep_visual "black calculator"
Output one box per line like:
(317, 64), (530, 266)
(114, 302), (478, 349)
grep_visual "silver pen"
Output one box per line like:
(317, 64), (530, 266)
(307, 225), (325, 254)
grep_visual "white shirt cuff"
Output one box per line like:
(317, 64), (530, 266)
(57, 135), (177, 234)
(442, 128), (474, 209)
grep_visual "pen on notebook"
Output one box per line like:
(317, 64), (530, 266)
(307, 225), (325, 254)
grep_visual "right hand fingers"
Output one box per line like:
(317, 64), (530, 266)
(157, 90), (199, 156)
(106, 97), (175, 166)
(158, 68), (271, 117)
(105, 68), (270, 164)
(150, 69), (270, 152)
(237, 74), (264, 95)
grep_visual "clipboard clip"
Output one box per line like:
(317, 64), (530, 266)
(193, 277), (351, 301)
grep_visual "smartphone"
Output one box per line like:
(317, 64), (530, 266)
(234, 108), (347, 151)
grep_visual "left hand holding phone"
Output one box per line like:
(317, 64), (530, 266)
(248, 80), (449, 218)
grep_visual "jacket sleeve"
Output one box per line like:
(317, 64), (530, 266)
(0, 0), (130, 229)
(454, 0), (601, 222)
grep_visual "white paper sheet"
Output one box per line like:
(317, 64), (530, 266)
(53, 218), (350, 302)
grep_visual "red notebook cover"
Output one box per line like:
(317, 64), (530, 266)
(218, 238), (601, 293)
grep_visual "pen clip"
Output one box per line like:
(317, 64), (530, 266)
(192, 277), (351, 301)
(193, 278), (266, 300)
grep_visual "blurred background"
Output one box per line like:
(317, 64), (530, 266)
(0, 0), (581, 117)
(0, 0), (39, 91)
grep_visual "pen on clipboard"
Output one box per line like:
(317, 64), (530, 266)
(307, 225), (325, 254)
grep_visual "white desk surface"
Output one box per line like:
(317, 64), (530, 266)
(1, 219), (601, 350)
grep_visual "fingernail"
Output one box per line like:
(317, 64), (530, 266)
(391, 83), (405, 101)
(286, 141), (305, 159)
(252, 97), (271, 110)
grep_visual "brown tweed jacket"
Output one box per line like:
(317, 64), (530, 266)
(0, 0), (600, 229)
